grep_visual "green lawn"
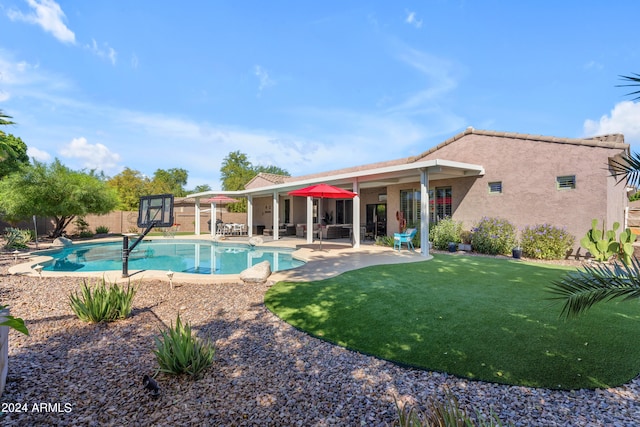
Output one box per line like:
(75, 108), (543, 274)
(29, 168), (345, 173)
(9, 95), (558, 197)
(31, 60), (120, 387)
(265, 254), (640, 390)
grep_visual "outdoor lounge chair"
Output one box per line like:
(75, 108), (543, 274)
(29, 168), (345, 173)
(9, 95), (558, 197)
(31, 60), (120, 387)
(394, 228), (417, 251)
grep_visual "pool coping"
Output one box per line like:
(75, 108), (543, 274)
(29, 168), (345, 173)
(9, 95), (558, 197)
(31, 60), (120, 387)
(8, 235), (429, 284)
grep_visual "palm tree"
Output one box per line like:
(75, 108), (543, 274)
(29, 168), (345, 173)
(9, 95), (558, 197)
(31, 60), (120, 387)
(618, 73), (640, 101)
(549, 258), (640, 318)
(549, 74), (640, 318)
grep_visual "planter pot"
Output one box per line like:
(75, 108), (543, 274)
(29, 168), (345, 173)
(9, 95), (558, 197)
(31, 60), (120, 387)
(448, 242), (457, 252)
(458, 243), (472, 252)
(512, 248), (523, 259)
(0, 309), (9, 397)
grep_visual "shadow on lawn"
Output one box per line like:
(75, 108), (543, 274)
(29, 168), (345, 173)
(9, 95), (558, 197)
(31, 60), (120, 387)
(265, 255), (640, 390)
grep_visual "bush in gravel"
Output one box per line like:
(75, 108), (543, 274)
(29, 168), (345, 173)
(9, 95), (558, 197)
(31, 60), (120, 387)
(471, 217), (517, 255)
(520, 224), (575, 260)
(154, 314), (215, 378)
(3, 227), (32, 249)
(69, 278), (137, 323)
(95, 225), (110, 234)
(431, 217), (462, 250)
(394, 393), (509, 426)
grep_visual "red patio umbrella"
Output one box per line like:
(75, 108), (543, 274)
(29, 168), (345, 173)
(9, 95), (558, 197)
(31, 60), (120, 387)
(288, 184), (357, 249)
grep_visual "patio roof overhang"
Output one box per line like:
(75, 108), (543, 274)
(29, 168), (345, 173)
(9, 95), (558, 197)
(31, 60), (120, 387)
(187, 158), (485, 199)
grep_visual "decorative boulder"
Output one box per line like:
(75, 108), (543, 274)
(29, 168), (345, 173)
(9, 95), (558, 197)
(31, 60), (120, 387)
(248, 236), (263, 246)
(240, 260), (271, 284)
(52, 237), (73, 247)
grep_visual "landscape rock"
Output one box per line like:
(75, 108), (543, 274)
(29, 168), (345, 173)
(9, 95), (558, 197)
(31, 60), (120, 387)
(240, 260), (271, 284)
(248, 236), (263, 246)
(52, 237), (73, 247)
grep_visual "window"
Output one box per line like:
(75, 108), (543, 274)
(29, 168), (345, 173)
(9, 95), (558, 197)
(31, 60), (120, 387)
(434, 187), (452, 221)
(284, 199), (291, 224)
(401, 186), (452, 226)
(400, 189), (421, 227)
(557, 175), (576, 190)
(335, 199), (353, 224)
(488, 181), (502, 194)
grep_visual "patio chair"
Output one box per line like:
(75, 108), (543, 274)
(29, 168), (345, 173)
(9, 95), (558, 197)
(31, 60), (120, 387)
(394, 228), (417, 251)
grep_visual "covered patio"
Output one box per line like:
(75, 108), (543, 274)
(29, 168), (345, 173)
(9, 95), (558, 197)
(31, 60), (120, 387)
(189, 158), (484, 257)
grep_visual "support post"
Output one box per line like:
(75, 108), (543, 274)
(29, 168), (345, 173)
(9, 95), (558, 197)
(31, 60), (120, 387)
(420, 168), (430, 257)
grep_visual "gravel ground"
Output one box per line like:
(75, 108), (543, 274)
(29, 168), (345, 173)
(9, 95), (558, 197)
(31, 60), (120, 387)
(0, 255), (639, 426)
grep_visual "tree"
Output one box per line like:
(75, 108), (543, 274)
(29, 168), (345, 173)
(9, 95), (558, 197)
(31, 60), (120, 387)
(617, 73), (640, 101)
(190, 184), (212, 194)
(148, 168), (188, 197)
(0, 111), (29, 178)
(107, 167), (150, 211)
(549, 73), (640, 317)
(219, 151), (290, 212)
(0, 134), (30, 178)
(0, 110), (14, 127)
(0, 159), (118, 237)
(220, 151), (255, 191)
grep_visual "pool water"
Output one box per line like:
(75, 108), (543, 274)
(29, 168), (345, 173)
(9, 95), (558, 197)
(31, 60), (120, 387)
(38, 239), (304, 274)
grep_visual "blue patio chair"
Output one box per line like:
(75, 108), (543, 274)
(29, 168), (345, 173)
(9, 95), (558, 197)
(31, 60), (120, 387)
(394, 228), (417, 251)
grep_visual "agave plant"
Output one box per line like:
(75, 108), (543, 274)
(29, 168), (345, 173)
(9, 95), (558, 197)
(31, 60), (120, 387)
(548, 258), (640, 319)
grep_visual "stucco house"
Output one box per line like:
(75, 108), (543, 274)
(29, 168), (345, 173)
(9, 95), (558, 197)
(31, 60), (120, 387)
(190, 127), (630, 257)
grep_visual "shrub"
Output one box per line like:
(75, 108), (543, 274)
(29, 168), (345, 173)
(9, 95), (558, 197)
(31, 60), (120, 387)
(69, 278), (137, 323)
(95, 225), (110, 234)
(3, 227), (32, 249)
(431, 217), (462, 250)
(79, 231), (94, 238)
(394, 392), (509, 426)
(471, 217), (517, 255)
(376, 235), (395, 247)
(520, 224), (575, 260)
(154, 314), (215, 378)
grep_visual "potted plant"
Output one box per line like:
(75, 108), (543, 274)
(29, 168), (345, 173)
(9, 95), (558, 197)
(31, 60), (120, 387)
(512, 242), (523, 259)
(448, 242), (457, 252)
(458, 230), (473, 251)
(0, 305), (28, 396)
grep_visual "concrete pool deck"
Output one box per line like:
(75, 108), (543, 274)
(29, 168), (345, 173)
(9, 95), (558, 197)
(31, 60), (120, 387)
(7, 234), (430, 284)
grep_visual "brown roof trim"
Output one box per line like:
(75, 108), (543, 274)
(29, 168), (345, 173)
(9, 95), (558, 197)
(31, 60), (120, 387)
(409, 128), (629, 161)
(245, 128), (629, 190)
(245, 172), (292, 188)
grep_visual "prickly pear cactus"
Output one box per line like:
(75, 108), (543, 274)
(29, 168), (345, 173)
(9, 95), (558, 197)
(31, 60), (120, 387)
(580, 219), (637, 264)
(580, 219), (617, 262)
(618, 228), (637, 265)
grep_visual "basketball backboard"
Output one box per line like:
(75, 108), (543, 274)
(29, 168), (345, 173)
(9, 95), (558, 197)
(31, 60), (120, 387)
(137, 194), (174, 228)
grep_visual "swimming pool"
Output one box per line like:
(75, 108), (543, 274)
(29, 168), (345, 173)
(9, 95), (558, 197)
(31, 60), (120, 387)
(37, 239), (305, 275)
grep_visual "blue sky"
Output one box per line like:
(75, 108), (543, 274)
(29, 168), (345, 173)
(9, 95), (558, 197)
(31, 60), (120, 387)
(0, 1), (639, 190)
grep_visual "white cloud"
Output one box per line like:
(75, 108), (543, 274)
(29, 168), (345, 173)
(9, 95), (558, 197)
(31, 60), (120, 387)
(584, 60), (603, 71)
(27, 146), (51, 162)
(405, 10), (423, 29)
(7, 0), (75, 44)
(0, 91), (9, 102)
(583, 101), (640, 144)
(254, 65), (275, 95)
(387, 46), (459, 114)
(59, 137), (121, 173)
(87, 39), (117, 65)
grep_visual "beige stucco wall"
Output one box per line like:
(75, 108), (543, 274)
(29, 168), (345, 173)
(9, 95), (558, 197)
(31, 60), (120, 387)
(415, 133), (628, 248)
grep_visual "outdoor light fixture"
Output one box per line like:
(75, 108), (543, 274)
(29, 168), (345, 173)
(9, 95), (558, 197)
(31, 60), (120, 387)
(12, 250), (20, 262)
(34, 264), (43, 278)
(166, 270), (174, 290)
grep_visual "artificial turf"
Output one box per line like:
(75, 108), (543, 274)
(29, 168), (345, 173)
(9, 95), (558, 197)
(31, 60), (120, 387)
(264, 254), (640, 390)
